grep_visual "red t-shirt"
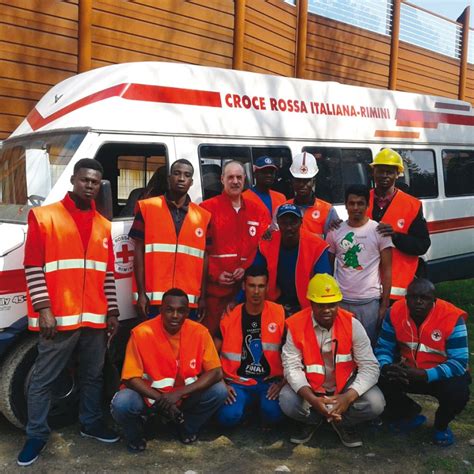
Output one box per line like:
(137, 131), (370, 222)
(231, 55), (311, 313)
(24, 192), (114, 271)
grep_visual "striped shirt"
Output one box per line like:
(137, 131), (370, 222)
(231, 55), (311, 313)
(375, 311), (468, 382)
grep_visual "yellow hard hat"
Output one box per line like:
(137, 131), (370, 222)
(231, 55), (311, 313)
(370, 149), (404, 173)
(306, 273), (343, 304)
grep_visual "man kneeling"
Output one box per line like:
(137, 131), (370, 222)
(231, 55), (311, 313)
(111, 288), (227, 452)
(279, 274), (385, 448)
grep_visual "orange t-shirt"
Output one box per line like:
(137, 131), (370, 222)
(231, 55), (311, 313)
(121, 324), (221, 388)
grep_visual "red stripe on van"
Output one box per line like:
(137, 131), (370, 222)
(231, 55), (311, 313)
(0, 269), (26, 295)
(26, 84), (222, 131)
(396, 109), (474, 129)
(428, 217), (474, 234)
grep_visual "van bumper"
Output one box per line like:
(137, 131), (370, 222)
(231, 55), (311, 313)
(0, 317), (28, 358)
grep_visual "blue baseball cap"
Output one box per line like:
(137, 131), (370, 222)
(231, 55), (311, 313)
(254, 156), (278, 170)
(276, 203), (302, 219)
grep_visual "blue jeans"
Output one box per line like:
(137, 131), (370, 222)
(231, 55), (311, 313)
(27, 328), (106, 441)
(216, 380), (284, 427)
(111, 382), (227, 442)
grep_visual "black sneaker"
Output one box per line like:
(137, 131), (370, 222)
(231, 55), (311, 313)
(290, 420), (322, 444)
(17, 438), (46, 466)
(80, 423), (120, 443)
(331, 422), (363, 448)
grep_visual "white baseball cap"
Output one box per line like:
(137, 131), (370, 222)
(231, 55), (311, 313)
(289, 152), (319, 178)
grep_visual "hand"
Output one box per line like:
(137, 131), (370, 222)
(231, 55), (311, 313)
(224, 383), (237, 405)
(382, 363), (409, 384)
(377, 222), (395, 237)
(328, 218), (343, 231)
(232, 267), (245, 282)
(154, 395), (184, 423)
(197, 297), (206, 322)
(262, 228), (273, 241)
(160, 390), (183, 406)
(38, 308), (57, 339)
(218, 271), (235, 286)
(136, 292), (149, 320)
(225, 300), (238, 314)
(309, 395), (332, 418)
(106, 316), (120, 343)
(322, 391), (357, 421)
(402, 366), (427, 383)
(266, 380), (285, 400)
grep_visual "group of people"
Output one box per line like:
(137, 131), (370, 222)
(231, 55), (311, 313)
(17, 150), (470, 466)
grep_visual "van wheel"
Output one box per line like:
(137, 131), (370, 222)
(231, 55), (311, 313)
(0, 335), (79, 429)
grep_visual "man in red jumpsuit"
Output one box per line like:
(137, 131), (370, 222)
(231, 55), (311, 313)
(200, 161), (266, 335)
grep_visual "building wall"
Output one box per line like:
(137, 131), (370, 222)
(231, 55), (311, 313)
(0, 0), (472, 139)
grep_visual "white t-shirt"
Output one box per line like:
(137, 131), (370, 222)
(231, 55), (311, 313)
(326, 219), (393, 301)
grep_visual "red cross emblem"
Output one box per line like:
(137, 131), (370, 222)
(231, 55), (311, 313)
(117, 244), (134, 263)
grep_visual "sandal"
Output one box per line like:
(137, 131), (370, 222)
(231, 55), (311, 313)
(127, 437), (147, 453)
(176, 422), (198, 444)
(433, 428), (454, 447)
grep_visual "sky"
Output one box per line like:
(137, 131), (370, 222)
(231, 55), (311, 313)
(408, 0), (472, 23)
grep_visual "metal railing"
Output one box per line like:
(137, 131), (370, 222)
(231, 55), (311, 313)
(307, 0), (392, 36)
(400, 3), (462, 59)
(284, 0), (472, 63)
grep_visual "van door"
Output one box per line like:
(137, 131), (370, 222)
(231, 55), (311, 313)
(92, 136), (174, 320)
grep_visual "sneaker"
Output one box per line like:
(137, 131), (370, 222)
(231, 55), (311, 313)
(433, 427), (454, 447)
(331, 422), (363, 448)
(17, 438), (46, 466)
(389, 414), (426, 434)
(290, 420), (322, 444)
(80, 423), (120, 443)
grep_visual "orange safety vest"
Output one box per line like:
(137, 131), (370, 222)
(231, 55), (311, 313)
(27, 202), (110, 331)
(286, 307), (356, 394)
(243, 188), (286, 229)
(389, 298), (467, 370)
(367, 189), (421, 300)
(130, 316), (208, 405)
(285, 197), (332, 238)
(259, 228), (329, 308)
(220, 301), (285, 385)
(134, 196), (210, 308)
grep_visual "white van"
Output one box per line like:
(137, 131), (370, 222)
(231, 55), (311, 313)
(0, 62), (473, 428)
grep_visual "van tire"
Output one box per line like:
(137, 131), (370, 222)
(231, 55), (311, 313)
(0, 335), (79, 430)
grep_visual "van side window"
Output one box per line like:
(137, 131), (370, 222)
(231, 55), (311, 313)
(302, 147), (372, 204)
(442, 149), (474, 197)
(199, 145), (252, 200)
(251, 146), (293, 198)
(394, 149), (438, 198)
(94, 143), (168, 218)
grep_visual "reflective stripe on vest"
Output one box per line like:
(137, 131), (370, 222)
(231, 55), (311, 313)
(335, 353), (353, 363)
(145, 243), (205, 259)
(306, 364), (325, 375)
(28, 312), (106, 328)
(391, 286), (407, 297)
(401, 341), (447, 358)
(222, 351), (242, 362)
(209, 253), (238, 258)
(44, 259), (107, 273)
(132, 291), (199, 304)
(150, 377), (176, 390)
(185, 376), (198, 385)
(262, 342), (281, 352)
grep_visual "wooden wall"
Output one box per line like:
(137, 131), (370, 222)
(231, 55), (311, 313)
(0, 0), (473, 140)
(397, 42), (460, 99)
(306, 15), (391, 89)
(0, 0), (79, 139)
(244, 0), (296, 76)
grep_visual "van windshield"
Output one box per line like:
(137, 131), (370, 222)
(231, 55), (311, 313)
(0, 132), (86, 224)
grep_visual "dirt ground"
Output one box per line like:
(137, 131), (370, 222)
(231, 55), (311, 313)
(0, 396), (473, 473)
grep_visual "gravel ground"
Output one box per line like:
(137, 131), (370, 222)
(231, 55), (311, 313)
(0, 395), (473, 473)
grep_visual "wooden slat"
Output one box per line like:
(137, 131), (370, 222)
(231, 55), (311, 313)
(0, 0), (78, 20)
(0, 59), (74, 86)
(246, 3), (296, 38)
(0, 114), (25, 138)
(245, 37), (295, 66)
(244, 49), (294, 76)
(245, 12), (296, 47)
(0, 96), (37, 117)
(0, 42), (77, 73)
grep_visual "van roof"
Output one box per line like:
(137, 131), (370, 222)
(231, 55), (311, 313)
(11, 61), (474, 144)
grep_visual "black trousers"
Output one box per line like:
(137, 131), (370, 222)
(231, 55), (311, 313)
(378, 372), (471, 430)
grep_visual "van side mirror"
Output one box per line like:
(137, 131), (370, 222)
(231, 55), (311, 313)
(96, 179), (113, 221)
